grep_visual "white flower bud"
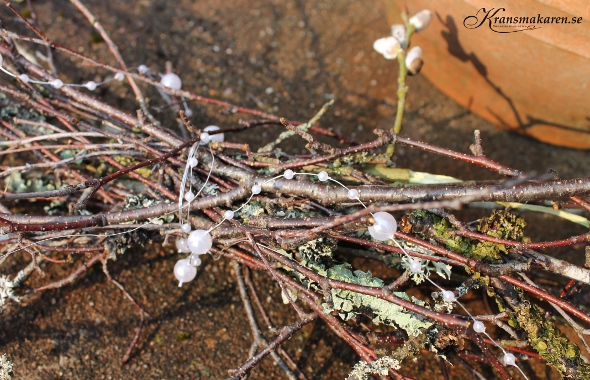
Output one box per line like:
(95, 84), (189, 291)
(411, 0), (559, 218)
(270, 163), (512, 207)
(405, 46), (424, 76)
(409, 10), (433, 32)
(391, 24), (407, 47)
(373, 37), (401, 60)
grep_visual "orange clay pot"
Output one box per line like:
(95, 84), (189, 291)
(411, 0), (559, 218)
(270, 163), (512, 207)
(386, 0), (590, 149)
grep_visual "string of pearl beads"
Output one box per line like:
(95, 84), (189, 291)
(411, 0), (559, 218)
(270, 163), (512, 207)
(172, 164), (528, 377)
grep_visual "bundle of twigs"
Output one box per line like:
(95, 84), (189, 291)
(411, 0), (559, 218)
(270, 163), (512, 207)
(1, 1), (590, 379)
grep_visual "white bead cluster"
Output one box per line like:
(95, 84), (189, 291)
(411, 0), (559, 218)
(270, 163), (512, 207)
(172, 126), (226, 287)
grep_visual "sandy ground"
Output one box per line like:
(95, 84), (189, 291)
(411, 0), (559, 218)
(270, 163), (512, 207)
(0, 0), (588, 379)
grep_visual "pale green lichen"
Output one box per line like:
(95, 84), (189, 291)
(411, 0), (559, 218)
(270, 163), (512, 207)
(346, 356), (400, 380)
(5, 172), (56, 194)
(323, 263), (433, 337)
(278, 239), (433, 337)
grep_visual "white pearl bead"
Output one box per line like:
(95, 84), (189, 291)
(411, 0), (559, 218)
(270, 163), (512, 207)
(85, 81), (97, 91)
(224, 210), (234, 220)
(175, 238), (190, 253)
(187, 229), (212, 255)
(138, 65), (149, 74)
(368, 212), (397, 241)
(504, 353), (516, 366)
(114, 72), (125, 81)
(347, 189), (358, 200)
(200, 132), (210, 144)
(473, 321), (486, 333)
(409, 259), (422, 273)
(251, 184), (261, 195)
(189, 254), (202, 267)
(203, 125), (224, 142)
(187, 157), (198, 168)
(184, 191), (195, 202)
(442, 290), (455, 303)
(181, 223), (192, 233)
(18, 74), (30, 83)
(283, 169), (294, 180)
(51, 79), (64, 89)
(160, 73), (182, 90)
(174, 258), (197, 287)
(184, 108), (193, 117)
(317, 171), (329, 181)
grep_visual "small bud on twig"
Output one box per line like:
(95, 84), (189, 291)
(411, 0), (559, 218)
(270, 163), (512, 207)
(391, 24), (407, 47)
(409, 10), (433, 32)
(373, 37), (401, 60)
(405, 46), (423, 75)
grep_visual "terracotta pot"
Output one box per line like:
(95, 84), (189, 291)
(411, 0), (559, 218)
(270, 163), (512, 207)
(386, 0), (590, 149)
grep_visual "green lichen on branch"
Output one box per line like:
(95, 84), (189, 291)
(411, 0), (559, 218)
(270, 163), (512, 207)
(279, 238), (433, 337)
(401, 209), (526, 262)
(478, 209), (526, 241)
(324, 263), (433, 336)
(511, 298), (590, 379)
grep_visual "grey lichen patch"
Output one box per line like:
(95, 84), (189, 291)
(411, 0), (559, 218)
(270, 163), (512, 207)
(0, 92), (45, 124)
(323, 263), (433, 337)
(6, 172), (56, 194)
(0, 353), (13, 380)
(236, 198), (322, 224)
(235, 201), (267, 220)
(124, 195), (173, 225)
(347, 356), (400, 380)
(0, 275), (19, 309)
(297, 237), (336, 267)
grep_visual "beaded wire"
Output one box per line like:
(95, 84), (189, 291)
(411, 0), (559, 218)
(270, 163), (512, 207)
(0, 58), (528, 377)
(0, 55), (124, 90)
(174, 167), (528, 378)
